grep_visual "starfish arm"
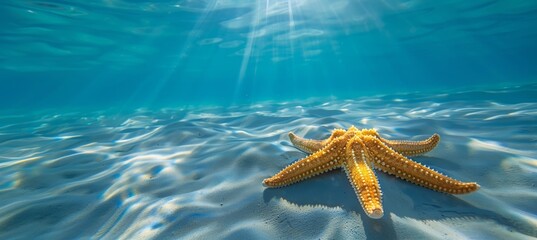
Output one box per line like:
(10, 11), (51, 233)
(288, 129), (346, 154)
(344, 136), (384, 219)
(362, 136), (480, 194)
(263, 136), (346, 188)
(288, 132), (325, 154)
(379, 133), (440, 156)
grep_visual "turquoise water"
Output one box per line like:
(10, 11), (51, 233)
(2, 0), (537, 108)
(1, 1), (537, 239)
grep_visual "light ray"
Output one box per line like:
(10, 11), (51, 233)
(234, 1), (264, 104)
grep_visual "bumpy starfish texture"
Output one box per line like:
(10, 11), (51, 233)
(263, 126), (479, 219)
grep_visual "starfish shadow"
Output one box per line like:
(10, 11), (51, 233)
(262, 156), (519, 239)
(263, 171), (398, 239)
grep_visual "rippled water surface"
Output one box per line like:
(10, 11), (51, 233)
(1, 84), (536, 239)
(2, 0), (537, 107)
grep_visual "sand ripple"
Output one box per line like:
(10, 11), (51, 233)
(1, 84), (536, 239)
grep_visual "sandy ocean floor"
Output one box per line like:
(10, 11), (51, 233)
(1, 84), (536, 239)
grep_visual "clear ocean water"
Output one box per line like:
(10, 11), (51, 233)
(1, 0), (536, 239)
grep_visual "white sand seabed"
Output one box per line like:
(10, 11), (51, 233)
(0, 85), (536, 239)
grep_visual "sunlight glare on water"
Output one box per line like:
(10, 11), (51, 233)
(1, 0), (537, 107)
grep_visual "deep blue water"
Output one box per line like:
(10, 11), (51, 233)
(1, 1), (537, 239)
(1, 0), (537, 108)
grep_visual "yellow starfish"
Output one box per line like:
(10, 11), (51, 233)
(263, 126), (480, 219)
